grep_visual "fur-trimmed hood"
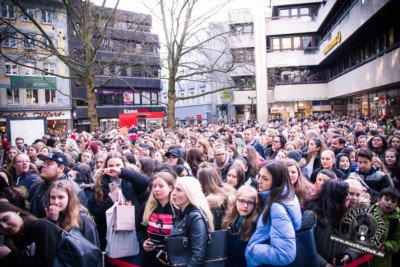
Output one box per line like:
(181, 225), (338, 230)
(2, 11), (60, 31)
(206, 193), (226, 209)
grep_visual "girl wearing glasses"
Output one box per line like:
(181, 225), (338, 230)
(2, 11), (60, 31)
(222, 185), (260, 267)
(245, 160), (302, 267)
(9, 153), (40, 195)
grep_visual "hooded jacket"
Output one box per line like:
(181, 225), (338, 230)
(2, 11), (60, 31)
(245, 190), (302, 267)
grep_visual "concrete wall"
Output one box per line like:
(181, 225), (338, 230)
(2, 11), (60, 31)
(328, 47), (400, 98)
(232, 90), (257, 105)
(267, 50), (321, 67)
(274, 83), (328, 101)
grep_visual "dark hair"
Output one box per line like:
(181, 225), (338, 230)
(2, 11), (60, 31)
(305, 179), (349, 229)
(367, 134), (387, 152)
(71, 163), (93, 185)
(186, 148), (203, 177)
(139, 157), (156, 178)
(332, 135), (346, 146)
(154, 162), (177, 179)
(306, 137), (325, 164)
(335, 153), (351, 172)
(317, 169), (337, 180)
(175, 165), (187, 176)
(0, 187), (27, 210)
(357, 148), (374, 161)
(124, 153), (136, 165)
(379, 188), (400, 203)
(260, 160), (294, 224)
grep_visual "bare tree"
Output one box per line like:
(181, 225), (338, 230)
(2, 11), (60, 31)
(147, 0), (237, 127)
(0, 0), (159, 131)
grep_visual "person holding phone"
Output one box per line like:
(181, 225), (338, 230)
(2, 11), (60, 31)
(138, 172), (176, 266)
(89, 152), (149, 261)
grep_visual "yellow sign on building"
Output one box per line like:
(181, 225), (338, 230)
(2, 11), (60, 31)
(323, 32), (341, 55)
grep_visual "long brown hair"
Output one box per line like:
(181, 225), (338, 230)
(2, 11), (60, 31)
(284, 159), (314, 206)
(260, 161), (294, 224)
(94, 152), (125, 205)
(47, 180), (81, 231)
(197, 166), (226, 197)
(222, 185), (260, 241)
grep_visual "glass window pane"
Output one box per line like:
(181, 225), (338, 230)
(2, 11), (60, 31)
(272, 38), (280, 50)
(281, 38), (291, 49)
(300, 8), (309, 15)
(291, 8), (298, 17)
(293, 37), (301, 49)
(278, 9), (289, 17)
(142, 92), (151, 105)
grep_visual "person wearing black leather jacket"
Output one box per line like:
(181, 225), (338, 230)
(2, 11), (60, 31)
(169, 177), (214, 267)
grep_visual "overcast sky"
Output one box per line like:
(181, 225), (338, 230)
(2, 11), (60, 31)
(92, 0), (256, 38)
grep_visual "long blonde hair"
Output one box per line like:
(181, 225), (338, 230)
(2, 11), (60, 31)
(142, 172), (175, 226)
(175, 177), (215, 231)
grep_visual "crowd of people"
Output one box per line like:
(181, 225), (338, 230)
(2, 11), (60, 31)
(0, 114), (399, 267)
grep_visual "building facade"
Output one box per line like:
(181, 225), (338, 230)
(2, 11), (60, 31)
(265, 0), (400, 119)
(0, 0), (72, 133)
(69, 7), (164, 131)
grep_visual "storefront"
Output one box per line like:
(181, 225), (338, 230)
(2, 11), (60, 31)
(0, 110), (71, 134)
(348, 88), (399, 117)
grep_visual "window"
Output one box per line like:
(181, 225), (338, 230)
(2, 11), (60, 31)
(132, 66), (143, 77)
(142, 92), (151, 105)
(269, 36), (317, 51)
(1, 4), (15, 19)
(45, 90), (56, 104)
(23, 35), (36, 49)
(21, 8), (35, 21)
(2, 32), (17, 48)
(134, 92), (141, 104)
(24, 63), (36, 76)
(230, 23), (253, 35)
(232, 48), (254, 63)
(6, 89), (19, 104)
(120, 67), (127, 76)
(43, 63), (55, 75)
(98, 90), (124, 106)
(5, 62), (18, 75)
(41, 10), (53, 24)
(109, 64), (116, 75)
(26, 89), (39, 104)
(151, 92), (158, 104)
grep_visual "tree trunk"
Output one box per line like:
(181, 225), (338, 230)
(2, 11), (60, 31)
(85, 77), (99, 132)
(167, 92), (176, 128)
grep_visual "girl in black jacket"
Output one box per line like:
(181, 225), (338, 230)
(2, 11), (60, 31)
(0, 202), (60, 267)
(169, 177), (214, 266)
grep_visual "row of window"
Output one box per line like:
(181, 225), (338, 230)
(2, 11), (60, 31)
(329, 27), (398, 79)
(2, 31), (52, 50)
(268, 67), (326, 87)
(232, 76), (255, 90)
(268, 35), (319, 51)
(229, 23), (254, 35)
(5, 62), (55, 76)
(274, 6), (315, 21)
(231, 48), (254, 63)
(97, 90), (159, 106)
(1, 3), (53, 23)
(6, 89), (56, 105)
(100, 39), (159, 55)
(92, 65), (159, 78)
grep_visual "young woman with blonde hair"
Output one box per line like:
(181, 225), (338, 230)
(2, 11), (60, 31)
(169, 177), (214, 265)
(222, 185), (260, 267)
(139, 172), (177, 267)
(46, 180), (99, 247)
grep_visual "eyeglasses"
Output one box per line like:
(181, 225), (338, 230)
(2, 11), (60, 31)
(237, 199), (256, 207)
(15, 160), (30, 164)
(215, 153), (225, 157)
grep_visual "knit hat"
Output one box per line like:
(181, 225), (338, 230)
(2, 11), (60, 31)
(286, 150), (302, 163)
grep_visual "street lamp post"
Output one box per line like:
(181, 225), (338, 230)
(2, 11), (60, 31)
(248, 96), (256, 122)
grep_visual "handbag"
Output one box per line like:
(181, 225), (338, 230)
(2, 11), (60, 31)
(269, 205), (319, 267)
(166, 210), (228, 267)
(53, 227), (101, 267)
(114, 190), (135, 231)
(105, 189), (139, 259)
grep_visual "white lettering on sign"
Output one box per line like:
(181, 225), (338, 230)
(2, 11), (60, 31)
(0, 111), (71, 121)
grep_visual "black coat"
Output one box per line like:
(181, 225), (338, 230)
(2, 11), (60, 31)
(88, 167), (149, 250)
(169, 204), (208, 267)
(0, 219), (60, 267)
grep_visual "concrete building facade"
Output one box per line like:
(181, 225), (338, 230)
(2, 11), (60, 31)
(0, 0), (72, 133)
